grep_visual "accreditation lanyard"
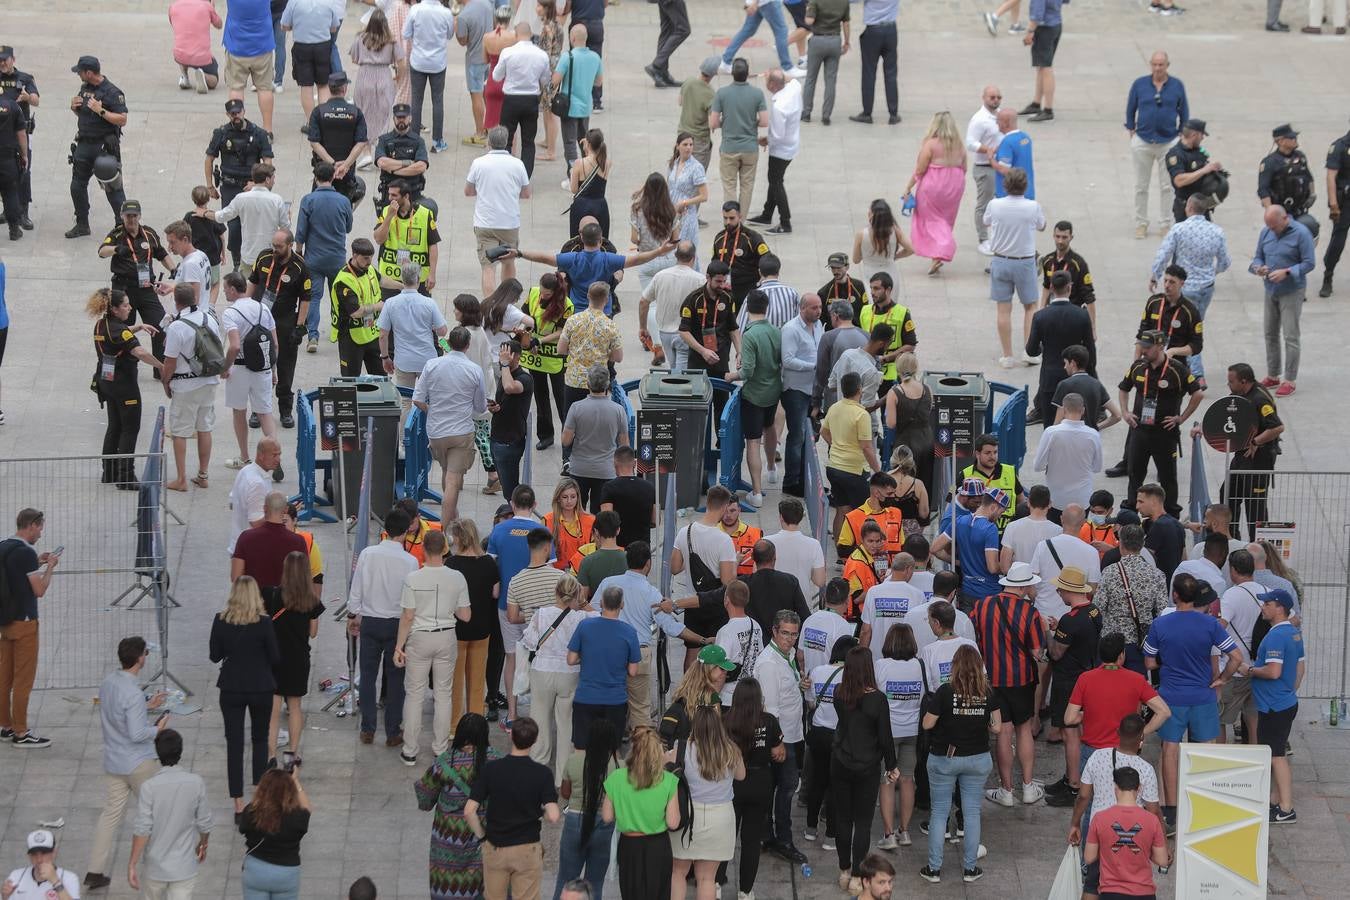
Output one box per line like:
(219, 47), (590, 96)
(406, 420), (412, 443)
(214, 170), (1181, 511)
(126, 231), (152, 287)
(699, 291), (720, 351)
(1153, 297), (1182, 346)
(262, 256), (286, 309)
(717, 224), (742, 265)
(1139, 362), (1167, 426)
(346, 264), (373, 326)
(829, 279), (857, 302)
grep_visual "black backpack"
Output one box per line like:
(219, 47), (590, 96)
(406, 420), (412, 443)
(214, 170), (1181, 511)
(0, 539), (25, 626)
(239, 304), (274, 373)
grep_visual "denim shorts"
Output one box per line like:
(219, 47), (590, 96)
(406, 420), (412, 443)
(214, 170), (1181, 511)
(1157, 701), (1220, 743)
(989, 255), (1039, 304)
(466, 60), (489, 93)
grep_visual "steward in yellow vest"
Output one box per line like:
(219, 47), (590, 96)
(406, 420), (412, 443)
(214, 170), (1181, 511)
(372, 183), (440, 293)
(858, 275), (917, 383)
(330, 239), (384, 376)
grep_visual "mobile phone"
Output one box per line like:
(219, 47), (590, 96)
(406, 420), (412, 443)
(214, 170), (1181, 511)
(52, 546), (65, 557)
(155, 712), (169, 726)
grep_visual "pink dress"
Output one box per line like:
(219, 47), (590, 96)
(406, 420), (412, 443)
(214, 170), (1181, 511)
(911, 163), (966, 263)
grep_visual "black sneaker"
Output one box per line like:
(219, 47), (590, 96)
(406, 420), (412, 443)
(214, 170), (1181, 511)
(1045, 789), (1078, 807)
(1104, 461), (1128, 478)
(249, 412), (261, 429)
(1017, 101), (1042, 115)
(801, 112), (811, 122)
(963, 866), (984, 883)
(0, 727), (12, 739)
(888, 114), (902, 125)
(400, 751), (418, 767)
(12, 731), (51, 748)
(1029, 108), (1055, 122)
(747, 213), (773, 225)
(65, 221), (91, 239)
(775, 842), (808, 864)
(1044, 775), (1073, 795)
(19, 211), (33, 231)
(281, 413), (296, 429)
(7, 227), (20, 242)
(849, 113), (874, 124)
(1320, 277), (1333, 298)
(84, 873), (112, 890)
(1271, 806), (1297, 824)
(918, 865), (941, 883)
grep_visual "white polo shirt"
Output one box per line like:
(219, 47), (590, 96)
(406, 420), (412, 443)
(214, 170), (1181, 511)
(466, 150), (531, 228)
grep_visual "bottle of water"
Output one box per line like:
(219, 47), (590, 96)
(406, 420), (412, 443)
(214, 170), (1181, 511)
(800, 863), (813, 879)
(1332, 699), (1340, 727)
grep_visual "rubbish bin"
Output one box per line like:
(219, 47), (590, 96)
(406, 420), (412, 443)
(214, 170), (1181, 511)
(639, 370), (713, 510)
(329, 375), (401, 519)
(924, 372), (990, 478)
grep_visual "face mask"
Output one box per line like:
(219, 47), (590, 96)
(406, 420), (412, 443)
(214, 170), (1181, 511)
(1088, 512), (1108, 526)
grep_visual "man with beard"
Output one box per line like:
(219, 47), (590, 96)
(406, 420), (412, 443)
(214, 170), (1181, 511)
(205, 98), (274, 270)
(372, 104), (432, 214)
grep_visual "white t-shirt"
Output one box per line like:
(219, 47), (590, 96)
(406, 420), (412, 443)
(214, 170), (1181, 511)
(874, 657), (924, 738)
(714, 616), (764, 706)
(807, 662), (843, 729)
(673, 521), (736, 598)
(1081, 747), (1159, 824)
(904, 600), (977, 654)
(861, 579), (926, 659)
(401, 565), (472, 632)
(1170, 557), (1226, 601)
(767, 79), (802, 160)
(1030, 533), (1101, 621)
(983, 194), (1045, 258)
(1219, 581), (1264, 670)
(643, 264), (706, 334)
(466, 150), (531, 228)
(222, 297), (277, 370)
(800, 608), (856, 674)
(2, 866), (82, 900)
(1001, 515), (1062, 565)
(163, 305), (224, 389)
(909, 570), (936, 600)
(489, 303), (529, 348)
(918, 636), (979, 692)
(177, 248), (212, 300)
(1188, 538), (1244, 580)
(227, 462), (272, 554)
(765, 528), (825, 605)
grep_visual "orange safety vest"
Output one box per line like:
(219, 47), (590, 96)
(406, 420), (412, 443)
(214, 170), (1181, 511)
(544, 512), (595, 571)
(721, 522), (763, 576)
(842, 547), (884, 621)
(842, 501), (904, 560)
(383, 519), (444, 567)
(568, 541), (598, 575)
(1078, 522), (1118, 559)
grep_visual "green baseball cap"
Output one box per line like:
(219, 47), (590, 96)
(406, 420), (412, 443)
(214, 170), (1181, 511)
(697, 644), (737, 671)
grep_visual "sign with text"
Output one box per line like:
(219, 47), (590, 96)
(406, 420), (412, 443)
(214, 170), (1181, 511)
(636, 409), (679, 474)
(318, 385), (359, 453)
(932, 394), (976, 459)
(1176, 743), (1271, 898)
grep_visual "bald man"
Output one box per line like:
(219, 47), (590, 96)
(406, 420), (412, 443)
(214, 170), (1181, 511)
(991, 107), (1036, 199)
(1125, 51), (1189, 239)
(230, 489), (308, 587)
(966, 84), (1004, 252)
(227, 440), (285, 555)
(1249, 205), (1316, 396)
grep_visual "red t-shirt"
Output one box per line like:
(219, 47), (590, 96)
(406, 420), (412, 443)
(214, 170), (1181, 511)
(1068, 665), (1158, 750)
(233, 522), (309, 589)
(1089, 803), (1164, 896)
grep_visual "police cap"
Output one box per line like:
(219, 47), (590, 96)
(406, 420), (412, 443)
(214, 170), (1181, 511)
(72, 55), (101, 74)
(1182, 118), (1208, 136)
(392, 103), (412, 117)
(225, 98), (245, 114)
(0, 47), (14, 61)
(328, 72), (349, 89)
(1272, 123), (1298, 140)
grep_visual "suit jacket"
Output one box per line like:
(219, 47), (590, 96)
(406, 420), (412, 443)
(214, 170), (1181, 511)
(1026, 299), (1095, 378)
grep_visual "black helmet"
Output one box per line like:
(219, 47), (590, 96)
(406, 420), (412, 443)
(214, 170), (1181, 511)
(1196, 169), (1230, 205)
(346, 175), (366, 208)
(93, 154), (121, 184)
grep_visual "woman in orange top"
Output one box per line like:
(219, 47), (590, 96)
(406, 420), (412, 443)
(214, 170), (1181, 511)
(543, 478), (594, 571)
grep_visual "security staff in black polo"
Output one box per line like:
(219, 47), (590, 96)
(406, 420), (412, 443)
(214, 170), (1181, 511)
(373, 104), (433, 214)
(66, 56), (128, 238)
(0, 89), (27, 242)
(1322, 122), (1350, 299)
(1135, 263), (1203, 369)
(1221, 362), (1284, 542)
(1167, 118), (1222, 224)
(818, 251), (867, 328)
(1037, 220), (1096, 330)
(248, 228), (312, 428)
(308, 73), (368, 207)
(1258, 123), (1317, 238)
(0, 46), (39, 232)
(1118, 329), (1205, 519)
(679, 259), (738, 425)
(710, 201), (767, 313)
(97, 200), (174, 362)
(90, 287), (163, 488)
(205, 98), (274, 271)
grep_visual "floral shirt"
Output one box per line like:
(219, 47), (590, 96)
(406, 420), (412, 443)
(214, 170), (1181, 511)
(1093, 554), (1168, 645)
(560, 308), (620, 389)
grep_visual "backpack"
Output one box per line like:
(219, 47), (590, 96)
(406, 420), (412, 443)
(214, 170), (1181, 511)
(0, 539), (25, 626)
(178, 308), (226, 377)
(238, 304), (274, 373)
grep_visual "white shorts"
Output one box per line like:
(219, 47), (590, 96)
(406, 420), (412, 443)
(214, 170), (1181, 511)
(168, 383), (217, 438)
(224, 368), (274, 414)
(498, 607), (525, 652)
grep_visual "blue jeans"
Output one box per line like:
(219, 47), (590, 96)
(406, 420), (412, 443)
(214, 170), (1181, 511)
(926, 752), (992, 872)
(329, 22), (345, 75)
(243, 857), (301, 900)
(1185, 282), (1214, 380)
(307, 256), (345, 339)
(722, 1), (793, 69)
(491, 439), (526, 501)
(780, 388), (811, 494)
(553, 810), (614, 900)
(770, 739), (802, 845)
(272, 18), (286, 84)
(359, 616), (405, 737)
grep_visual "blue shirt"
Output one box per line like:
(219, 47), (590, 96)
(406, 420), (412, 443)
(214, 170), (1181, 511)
(995, 131), (1035, 199)
(1142, 610), (1238, 707)
(488, 516), (539, 610)
(569, 616), (641, 705)
(1251, 621), (1303, 713)
(1249, 218), (1317, 297)
(1124, 75), (1189, 144)
(99, 669), (159, 775)
(555, 48), (603, 119)
(0, 260), (8, 330)
(592, 571), (684, 647)
(280, 0), (339, 44)
(861, 0), (899, 27)
(938, 502), (973, 536)
(224, 0), (276, 57)
(1029, 0), (1063, 27)
(557, 249), (627, 315)
(956, 515), (1002, 600)
(295, 186), (354, 265)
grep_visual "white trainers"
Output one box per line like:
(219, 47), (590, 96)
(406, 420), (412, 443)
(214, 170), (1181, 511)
(786, 66), (808, 80)
(178, 74), (191, 90)
(998, 356), (1018, 369)
(717, 61), (733, 75)
(876, 832), (898, 850)
(983, 11), (999, 34)
(195, 69), (209, 93)
(746, 491), (764, 509)
(897, 829), (911, 846)
(977, 240), (994, 256)
(766, 468), (779, 485)
(985, 787), (1016, 807)
(978, 843), (988, 859)
(273, 82), (284, 94)
(737, 892), (755, 900)
(1021, 781), (1045, 804)
(224, 457), (250, 469)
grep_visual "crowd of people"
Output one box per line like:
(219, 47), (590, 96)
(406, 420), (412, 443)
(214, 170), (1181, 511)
(0, 0), (1342, 898)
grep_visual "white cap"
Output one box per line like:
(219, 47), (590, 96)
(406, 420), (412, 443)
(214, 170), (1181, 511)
(27, 830), (55, 852)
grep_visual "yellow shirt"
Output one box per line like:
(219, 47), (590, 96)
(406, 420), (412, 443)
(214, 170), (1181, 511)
(822, 398), (872, 474)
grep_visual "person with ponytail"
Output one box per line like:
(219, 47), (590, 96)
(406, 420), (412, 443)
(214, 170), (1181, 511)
(553, 717), (620, 899)
(87, 287), (163, 487)
(602, 725), (681, 899)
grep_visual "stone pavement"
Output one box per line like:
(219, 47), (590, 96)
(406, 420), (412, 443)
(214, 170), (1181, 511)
(2, 0), (1350, 896)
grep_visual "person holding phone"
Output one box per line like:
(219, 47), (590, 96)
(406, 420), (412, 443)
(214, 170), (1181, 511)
(0, 508), (59, 751)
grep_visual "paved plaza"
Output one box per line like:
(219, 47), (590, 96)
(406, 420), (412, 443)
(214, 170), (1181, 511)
(3, 0), (1350, 896)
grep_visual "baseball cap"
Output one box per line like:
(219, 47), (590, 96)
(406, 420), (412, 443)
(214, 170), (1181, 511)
(1272, 123), (1298, 140)
(1194, 580), (1219, 607)
(72, 55), (101, 74)
(0, 46), (15, 61)
(225, 98), (245, 113)
(120, 200), (142, 216)
(1112, 508), (1142, 526)
(983, 487), (1011, 510)
(697, 644), (737, 671)
(827, 252), (849, 267)
(1182, 118), (1208, 135)
(328, 72), (349, 89)
(1258, 588), (1294, 611)
(392, 103), (412, 117)
(958, 478), (987, 498)
(699, 56), (721, 78)
(28, 830), (55, 853)
(1135, 329), (1166, 348)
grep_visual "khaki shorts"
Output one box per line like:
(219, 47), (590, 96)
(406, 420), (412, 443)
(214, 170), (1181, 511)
(474, 226), (519, 266)
(893, 735), (918, 773)
(1219, 674), (1255, 726)
(225, 52), (276, 93)
(168, 382), (217, 438)
(430, 432), (476, 475)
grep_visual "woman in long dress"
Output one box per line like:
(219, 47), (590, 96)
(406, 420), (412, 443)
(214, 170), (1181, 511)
(851, 198), (914, 287)
(482, 6), (517, 130)
(414, 713), (499, 899)
(350, 8), (403, 165)
(535, 0), (565, 161)
(903, 111), (968, 276)
(667, 132), (709, 253)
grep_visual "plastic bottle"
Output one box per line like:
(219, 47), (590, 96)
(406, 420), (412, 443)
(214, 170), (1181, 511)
(801, 863), (813, 879)
(1332, 698), (1340, 727)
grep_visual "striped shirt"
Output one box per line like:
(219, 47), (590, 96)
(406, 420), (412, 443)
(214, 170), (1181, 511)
(971, 592), (1045, 688)
(507, 564), (567, 616)
(738, 279), (801, 330)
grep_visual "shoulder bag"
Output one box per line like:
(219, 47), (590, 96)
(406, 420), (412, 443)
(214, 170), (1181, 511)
(550, 49), (574, 118)
(513, 607), (572, 698)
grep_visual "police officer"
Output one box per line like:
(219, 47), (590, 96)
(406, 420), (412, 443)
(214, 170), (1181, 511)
(372, 179), (440, 297)
(0, 84), (27, 241)
(66, 56), (127, 238)
(98, 200), (174, 362)
(248, 228), (311, 428)
(1117, 329), (1205, 519)
(1221, 362), (1284, 542)
(373, 103), (433, 214)
(205, 98), (274, 271)
(308, 73), (368, 207)
(710, 200), (768, 312)
(1258, 123), (1317, 238)
(1322, 121), (1350, 298)
(0, 46), (39, 232)
(89, 287), (162, 488)
(1166, 118), (1221, 224)
(330, 237), (384, 376)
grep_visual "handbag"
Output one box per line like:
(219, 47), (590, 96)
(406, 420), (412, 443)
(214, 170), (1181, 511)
(901, 192), (917, 217)
(549, 49), (574, 118)
(1047, 845), (1084, 900)
(512, 607), (572, 698)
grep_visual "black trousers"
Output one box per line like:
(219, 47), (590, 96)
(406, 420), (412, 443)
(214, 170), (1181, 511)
(486, 608), (505, 706)
(1036, 365), (1068, 421)
(219, 179), (245, 267)
(761, 155), (792, 227)
(71, 137), (125, 226)
(1325, 207), (1350, 279)
(1125, 425), (1182, 518)
(653, 0), (691, 70)
(858, 23), (898, 117)
(338, 332), (382, 376)
(274, 316), (302, 415)
(729, 766), (773, 892)
(804, 725), (836, 831)
(220, 689), (272, 799)
(831, 759), (882, 876)
(617, 833), (672, 900)
(531, 368), (568, 441)
(0, 150), (21, 230)
(575, 19), (605, 105)
(1223, 446), (1277, 542)
(116, 281), (167, 362)
(499, 93), (541, 177)
(575, 475), (608, 514)
(99, 385), (142, 484)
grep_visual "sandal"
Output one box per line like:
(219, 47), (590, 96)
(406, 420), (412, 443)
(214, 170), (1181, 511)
(482, 478), (502, 495)
(191, 472), (209, 488)
(928, 260), (944, 277)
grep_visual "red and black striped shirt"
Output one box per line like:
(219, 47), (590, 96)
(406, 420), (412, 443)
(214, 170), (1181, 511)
(971, 592), (1045, 688)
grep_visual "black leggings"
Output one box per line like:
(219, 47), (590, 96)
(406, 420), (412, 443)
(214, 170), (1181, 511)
(574, 475), (608, 514)
(617, 832), (672, 900)
(531, 368), (568, 441)
(220, 689), (272, 799)
(831, 759), (881, 875)
(729, 767), (773, 892)
(805, 726), (835, 831)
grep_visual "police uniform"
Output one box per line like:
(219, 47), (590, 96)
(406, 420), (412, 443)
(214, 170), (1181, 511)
(248, 250), (312, 420)
(1324, 129), (1350, 293)
(1166, 140), (1212, 223)
(0, 55), (38, 228)
(70, 70), (128, 228)
(0, 95), (25, 237)
(1224, 383), (1282, 541)
(375, 201), (440, 295)
(373, 126), (429, 209)
(1119, 356), (1201, 518)
(92, 313), (145, 487)
(1136, 294), (1203, 358)
(1259, 142), (1317, 238)
(1038, 249), (1096, 308)
(330, 260), (383, 376)
(101, 222), (170, 359)
(206, 115), (274, 266)
(520, 286), (573, 443)
(818, 275), (867, 328)
(711, 222), (768, 311)
(308, 94), (368, 203)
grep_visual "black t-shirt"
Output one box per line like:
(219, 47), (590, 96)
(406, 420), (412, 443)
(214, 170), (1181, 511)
(818, 276), (867, 327)
(679, 287), (738, 376)
(1051, 603), (1102, 679)
(93, 316), (143, 389)
(733, 712), (783, 769)
(240, 808), (310, 867)
(599, 476), (656, 547)
(1118, 357), (1200, 425)
(924, 683), (993, 757)
(449, 554), (500, 642)
(1145, 514), (1186, 581)
(263, 593), (325, 663)
(491, 366), (535, 445)
(183, 211), (227, 266)
(0, 538), (39, 621)
(470, 753), (559, 847)
(1052, 373), (1109, 427)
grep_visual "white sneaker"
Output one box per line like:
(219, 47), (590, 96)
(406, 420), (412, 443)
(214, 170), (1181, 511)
(195, 68), (209, 93)
(897, 829), (912, 846)
(766, 468), (779, 485)
(178, 74), (191, 90)
(985, 787), (1016, 807)
(224, 456), (250, 469)
(977, 240), (994, 256)
(983, 11), (999, 35)
(717, 61), (733, 75)
(273, 82), (284, 94)
(998, 356), (1018, 369)
(277, 728), (289, 746)
(786, 66), (808, 80)
(746, 491), (764, 508)
(1020, 352), (1040, 366)
(821, 836), (836, 850)
(249, 82), (257, 92)
(737, 892), (755, 900)
(978, 843), (988, 859)
(876, 832), (898, 850)
(561, 178), (572, 191)
(1008, 21), (1028, 32)
(1021, 781), (1045, 804)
